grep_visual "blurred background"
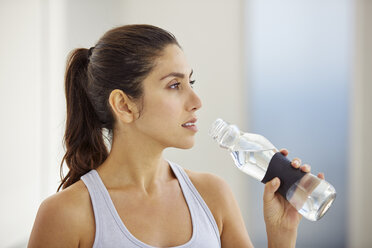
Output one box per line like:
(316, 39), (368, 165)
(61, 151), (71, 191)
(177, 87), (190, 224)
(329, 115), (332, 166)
(0, 0), (370, 247)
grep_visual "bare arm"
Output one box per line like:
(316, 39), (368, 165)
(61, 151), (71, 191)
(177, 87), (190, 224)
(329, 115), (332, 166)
(263, 177), (298, 248)
(263, 149), (326, 248)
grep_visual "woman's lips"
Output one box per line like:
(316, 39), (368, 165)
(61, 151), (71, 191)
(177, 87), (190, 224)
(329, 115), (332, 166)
(182, 124), (198, 132)
(182, 119), (198, 132)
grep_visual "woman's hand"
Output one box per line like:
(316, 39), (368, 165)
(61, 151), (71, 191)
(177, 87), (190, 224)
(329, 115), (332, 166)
(263, 148), (324, 248)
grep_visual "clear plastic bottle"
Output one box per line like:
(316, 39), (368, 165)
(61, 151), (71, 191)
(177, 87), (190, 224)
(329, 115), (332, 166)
(209, 118), (336, 221)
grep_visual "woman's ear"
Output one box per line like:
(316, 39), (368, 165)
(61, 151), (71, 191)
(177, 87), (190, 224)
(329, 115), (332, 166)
(108, 89), (139, 123)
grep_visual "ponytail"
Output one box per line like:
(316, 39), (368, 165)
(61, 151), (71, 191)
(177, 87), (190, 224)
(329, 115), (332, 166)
(57, 48), (108, 191)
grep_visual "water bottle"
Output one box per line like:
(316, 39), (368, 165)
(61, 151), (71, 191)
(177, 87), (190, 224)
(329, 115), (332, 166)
(209, 118), (336, 221)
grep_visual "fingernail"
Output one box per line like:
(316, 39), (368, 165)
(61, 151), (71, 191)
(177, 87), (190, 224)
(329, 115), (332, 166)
(272, 178), (278, 187)
(293, 160), (299, 166)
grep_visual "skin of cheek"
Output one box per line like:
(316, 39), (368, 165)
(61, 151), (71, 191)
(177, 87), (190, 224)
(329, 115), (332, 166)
(134, 93), (196, 150)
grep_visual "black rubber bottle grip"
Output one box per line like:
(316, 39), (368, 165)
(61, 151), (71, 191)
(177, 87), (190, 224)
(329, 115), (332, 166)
(261, 152), (307, 198)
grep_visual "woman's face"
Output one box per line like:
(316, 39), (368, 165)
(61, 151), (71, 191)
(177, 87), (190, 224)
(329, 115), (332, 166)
(132, 44), (202, 149)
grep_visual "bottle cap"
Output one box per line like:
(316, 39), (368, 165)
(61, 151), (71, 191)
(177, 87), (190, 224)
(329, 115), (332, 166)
(209, 118), (229, 139)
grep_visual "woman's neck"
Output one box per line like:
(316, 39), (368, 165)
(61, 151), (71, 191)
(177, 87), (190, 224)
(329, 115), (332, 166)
(96, 130), (173, 193)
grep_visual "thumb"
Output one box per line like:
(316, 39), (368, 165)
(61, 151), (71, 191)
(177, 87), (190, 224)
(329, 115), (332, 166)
(263, 177), (281, 203)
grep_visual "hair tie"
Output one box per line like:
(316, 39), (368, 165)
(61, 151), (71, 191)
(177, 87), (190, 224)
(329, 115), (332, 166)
(88, 47), (95, 58)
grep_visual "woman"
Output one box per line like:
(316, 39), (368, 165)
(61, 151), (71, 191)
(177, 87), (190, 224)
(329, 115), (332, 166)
(28, 24), (323, 247)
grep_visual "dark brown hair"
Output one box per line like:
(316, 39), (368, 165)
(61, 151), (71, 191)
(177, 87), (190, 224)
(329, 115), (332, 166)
(58, 24), (180, 191)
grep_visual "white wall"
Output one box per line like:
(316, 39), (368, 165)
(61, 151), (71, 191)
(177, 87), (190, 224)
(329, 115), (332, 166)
(349, 0), (372, 247)
(0, 0), (42, 246)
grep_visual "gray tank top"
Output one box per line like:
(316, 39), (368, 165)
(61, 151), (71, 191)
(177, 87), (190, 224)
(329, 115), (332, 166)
(80, 161), (221, 248)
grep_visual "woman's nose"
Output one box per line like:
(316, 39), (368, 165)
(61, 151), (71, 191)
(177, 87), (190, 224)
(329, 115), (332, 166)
(187, 89), (202, 111)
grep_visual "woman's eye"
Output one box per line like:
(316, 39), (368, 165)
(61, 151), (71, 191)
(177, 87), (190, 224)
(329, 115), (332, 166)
(169, 80), (195, 89)
(170, 82), (181, 89)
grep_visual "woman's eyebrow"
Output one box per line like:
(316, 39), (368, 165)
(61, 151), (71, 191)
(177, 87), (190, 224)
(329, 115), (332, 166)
(160, 69), (193, 80)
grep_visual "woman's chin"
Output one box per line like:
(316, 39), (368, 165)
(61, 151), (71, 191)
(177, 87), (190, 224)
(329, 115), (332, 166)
(175, 140), (195, 150)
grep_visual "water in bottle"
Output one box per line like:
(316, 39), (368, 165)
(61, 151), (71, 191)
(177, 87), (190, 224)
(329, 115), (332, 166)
(209, 118), (336, 221)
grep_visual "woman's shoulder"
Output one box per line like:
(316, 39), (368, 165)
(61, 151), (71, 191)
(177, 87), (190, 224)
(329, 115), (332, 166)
(184, 169), (230, 195)
(41, 180), (94, 229)
(41, 180), (91, 214)
(184, 168), (235, 205)
(183, 168), (236, 234)
(28, 180), (94, 247)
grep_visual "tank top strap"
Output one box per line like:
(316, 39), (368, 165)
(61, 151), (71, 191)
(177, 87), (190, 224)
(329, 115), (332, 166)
(81, 170), (142, 247)
(168, 161), (221, 244)
(80, 170), (106, 245)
